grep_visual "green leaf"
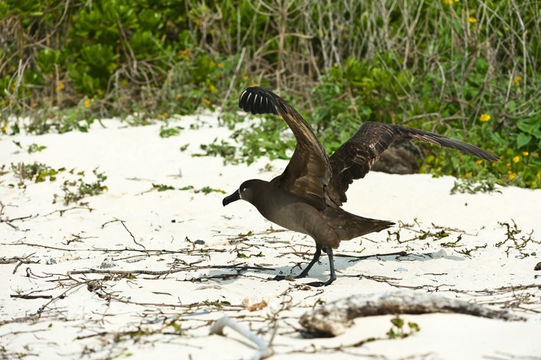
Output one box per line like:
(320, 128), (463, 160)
(391, 317), (404, 328)
(516, 133), (532, 148)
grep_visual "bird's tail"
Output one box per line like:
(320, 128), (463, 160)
(345, 216), (394, 240)
(325, 207), (394, 241)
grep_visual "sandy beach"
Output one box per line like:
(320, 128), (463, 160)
(1, 113), (540, 359)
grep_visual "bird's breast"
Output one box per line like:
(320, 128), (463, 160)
(252, 190), (329, 238)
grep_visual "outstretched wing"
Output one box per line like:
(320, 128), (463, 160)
(327, 122), (499, 206)
(239, 87), (331, 209)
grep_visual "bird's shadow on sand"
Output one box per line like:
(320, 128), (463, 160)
(205, 249), (464, 284)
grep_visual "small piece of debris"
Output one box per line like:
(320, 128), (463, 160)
(534, 262), (541, 271)
(99, 257), (115, 269)
(242, 297), (268, 311)
(210, 316), (270, 360)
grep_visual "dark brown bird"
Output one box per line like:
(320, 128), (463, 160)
(223, 87), (498, 286)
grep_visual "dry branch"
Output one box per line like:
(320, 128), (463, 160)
(300, 290), (525, 336)
(68, 264), (274, 276)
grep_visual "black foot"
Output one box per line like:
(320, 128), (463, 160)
(307, 277), (336, 287)
(273, 274), (295, 281)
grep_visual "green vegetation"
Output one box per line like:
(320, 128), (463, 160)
(27, 143), (47, 153)
(387, 316), (420, 339)
(6, 162), (108, 203)
(1, 0), (540, 189)
(152, 183), (226, 194)
(10, 162), (64, 185)
(496, 220), (539, 257)
(54, 168), (108, 205)
(159, 123), (184, 138)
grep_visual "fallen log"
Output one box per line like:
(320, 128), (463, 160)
(300, 290), (525, 336)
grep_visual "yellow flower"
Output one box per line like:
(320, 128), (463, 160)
(243, 75), (248, 81)
(532, 181), (537, 186)
(536, 173), (541, 180)
(491, 161), (497, 166)
(506, 163), (511, 167)
(465, 172), (472, 178)
(512, 156), (520, 163)
(509, 173), (516, 180)
(84, 99), (91, 108)
(469, 17), (476, 23)
(251, 82), (259, 87)
(513, 76), (522, 85)
(522, 151), (529, 156)
(56, 81), (65, 92)
(1, 125), (7, 132)
(217, 63), (223, 68)
(163, 113), (168, 118)
(202, 98), (211, 106)
(156, 114), (161, 119)
(479, 113), (491, 122)
(176, 94), (182, 99)
(475, 159), (483, 165)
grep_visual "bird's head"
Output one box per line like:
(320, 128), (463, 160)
(222, 179), (260, 206)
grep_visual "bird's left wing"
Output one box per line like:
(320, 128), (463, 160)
(327, 122), (499, 206)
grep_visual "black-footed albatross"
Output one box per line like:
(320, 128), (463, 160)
(223, 87), (498, 287)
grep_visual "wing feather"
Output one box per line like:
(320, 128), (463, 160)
(327, 122), (499, 205)
(239, 87), (331, 209)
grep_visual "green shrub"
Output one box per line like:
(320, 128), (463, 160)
(0, 0), (540, 189)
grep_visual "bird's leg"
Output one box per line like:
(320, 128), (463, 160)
(307, 247), (336, 287)
(295, 246), (322, 278)
(274, 246), (321, 281)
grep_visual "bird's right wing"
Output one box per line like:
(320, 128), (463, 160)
(239, 87), (332, 209)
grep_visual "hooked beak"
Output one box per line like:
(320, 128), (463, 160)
(222, 190), (240, 206)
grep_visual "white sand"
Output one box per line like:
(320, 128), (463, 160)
(1, 113), (540, 359)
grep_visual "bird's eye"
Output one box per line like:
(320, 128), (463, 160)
(241, 187), (246, 192)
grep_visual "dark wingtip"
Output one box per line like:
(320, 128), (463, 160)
(472, 148), (499, 161)
(486, 152), (500, 161)
(239, 87), (278, 115)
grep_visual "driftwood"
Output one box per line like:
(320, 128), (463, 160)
(300, 290), (525, 336)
